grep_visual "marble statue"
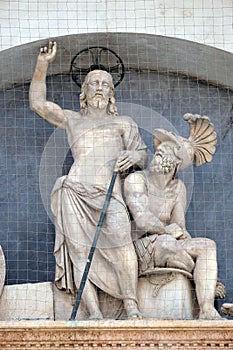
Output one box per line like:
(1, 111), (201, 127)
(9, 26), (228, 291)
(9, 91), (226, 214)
(124, 114), (222, 319)
(29, 42), (148, 320)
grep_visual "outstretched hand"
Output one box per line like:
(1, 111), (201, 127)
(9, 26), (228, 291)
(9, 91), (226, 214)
(38, 41), (57, 64)
(117, 150), (141, 172)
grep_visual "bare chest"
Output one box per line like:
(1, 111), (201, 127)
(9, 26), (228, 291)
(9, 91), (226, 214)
(147, 183), (179, 223)
(66, 118), (125, 159)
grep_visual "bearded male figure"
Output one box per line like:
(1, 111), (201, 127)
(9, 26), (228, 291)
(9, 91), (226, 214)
(124, 115), (222, 319)
(29, 42), (147, 319)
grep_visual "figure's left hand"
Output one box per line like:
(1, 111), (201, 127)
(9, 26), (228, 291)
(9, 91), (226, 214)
(117, 151), (141, 172)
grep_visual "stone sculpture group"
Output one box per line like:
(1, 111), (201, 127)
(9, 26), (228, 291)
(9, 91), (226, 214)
(27, 41), (225, 320)
(0, 41), (226, 321)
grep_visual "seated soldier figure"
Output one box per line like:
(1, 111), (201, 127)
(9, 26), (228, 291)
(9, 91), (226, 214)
(124, 114), (222, 319)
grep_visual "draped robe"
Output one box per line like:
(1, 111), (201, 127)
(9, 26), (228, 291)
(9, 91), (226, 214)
(51, 113), (147, 301)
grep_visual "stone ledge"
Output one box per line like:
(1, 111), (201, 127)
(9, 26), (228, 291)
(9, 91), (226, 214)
(0, 320), (233, 349)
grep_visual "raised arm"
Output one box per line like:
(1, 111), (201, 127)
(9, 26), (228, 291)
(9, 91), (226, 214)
(29, 41), (66, 128)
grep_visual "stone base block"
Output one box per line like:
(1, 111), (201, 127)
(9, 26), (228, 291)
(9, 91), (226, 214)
(54, 273), (199, 320)
(53, 284), (89, 320)
(138, 273), (198, 319)
(0, 276), (199, 322)
(54, 285), (126, 320)
(0, 282), (54, 321)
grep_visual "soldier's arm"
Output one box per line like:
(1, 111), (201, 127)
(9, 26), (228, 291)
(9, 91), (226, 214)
(124, 173), (166, 235)
(29, 41), (66, 128)
(169, 180), (192, 239)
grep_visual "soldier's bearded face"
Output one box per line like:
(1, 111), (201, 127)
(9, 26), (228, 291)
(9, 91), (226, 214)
(150, 144), (177, 174)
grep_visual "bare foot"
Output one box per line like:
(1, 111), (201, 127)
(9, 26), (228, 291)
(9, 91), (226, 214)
(199, 306), (222, 320)
(124, 299), (143, 320)
(89, 311), (103, 320)
(127, 310), (144, 320)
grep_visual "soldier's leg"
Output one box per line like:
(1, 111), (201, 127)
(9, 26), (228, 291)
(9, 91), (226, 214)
(181, 238), (221, 319)
(153, 234), (194, 273)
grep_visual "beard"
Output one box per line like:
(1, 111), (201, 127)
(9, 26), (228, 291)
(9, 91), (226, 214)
(150, 154), (176, 174)
(87, 93), (109, 110)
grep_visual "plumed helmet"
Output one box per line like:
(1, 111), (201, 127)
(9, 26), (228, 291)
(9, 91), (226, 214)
(153, 113), (217, 171)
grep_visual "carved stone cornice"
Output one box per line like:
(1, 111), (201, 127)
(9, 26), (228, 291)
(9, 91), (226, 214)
(0, 320), (233, 349)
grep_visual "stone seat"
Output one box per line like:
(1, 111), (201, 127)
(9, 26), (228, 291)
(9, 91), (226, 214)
(0, 267), (198, 321)
(137, 267), (198, 320)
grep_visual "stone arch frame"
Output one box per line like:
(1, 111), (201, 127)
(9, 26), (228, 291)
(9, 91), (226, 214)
(0, 32), (233, 90)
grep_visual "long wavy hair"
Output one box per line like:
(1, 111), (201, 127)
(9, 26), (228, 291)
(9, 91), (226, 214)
(80, 70), (118, 116)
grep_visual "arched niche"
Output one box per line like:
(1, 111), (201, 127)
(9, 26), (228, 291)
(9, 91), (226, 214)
(0, 33), (232, 306)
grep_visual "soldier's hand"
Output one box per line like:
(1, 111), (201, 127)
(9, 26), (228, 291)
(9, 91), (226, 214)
(165, 223), (184, 239)
(117, 151), (141, 172)
(38, 41), (57, 63)
(179, 230), (192, 240)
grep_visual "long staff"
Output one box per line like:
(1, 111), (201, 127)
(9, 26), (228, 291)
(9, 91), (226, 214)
(69, 167), (118, 321)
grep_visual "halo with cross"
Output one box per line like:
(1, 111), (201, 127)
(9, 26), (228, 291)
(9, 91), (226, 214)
(70, 46), (125, 88)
